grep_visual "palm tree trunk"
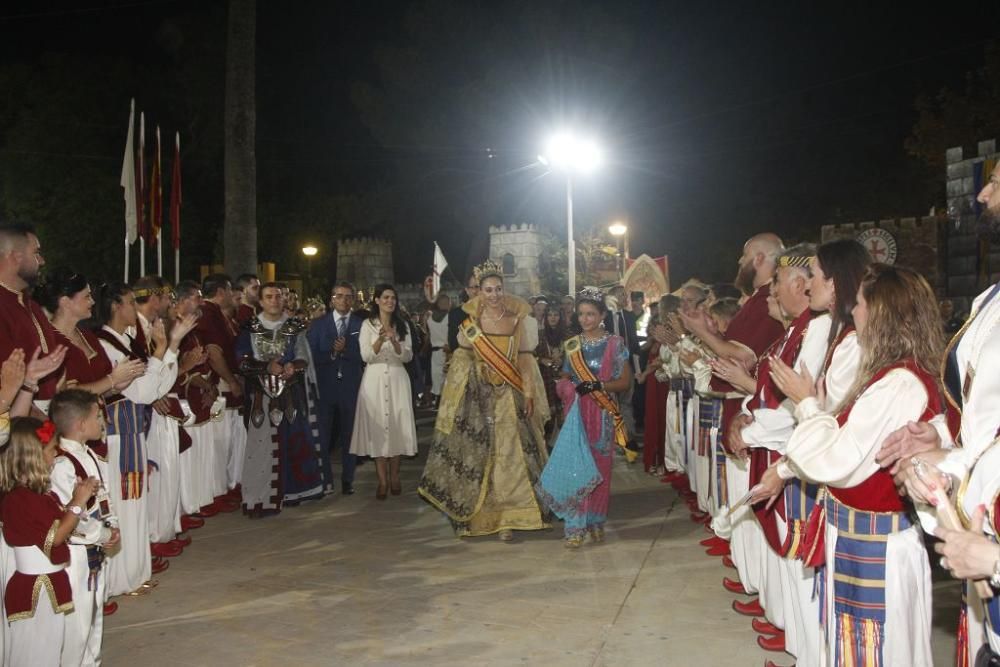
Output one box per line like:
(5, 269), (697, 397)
(224, 0), (257, 277)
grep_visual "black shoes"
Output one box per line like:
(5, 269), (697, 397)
(342, 482), (355, 496)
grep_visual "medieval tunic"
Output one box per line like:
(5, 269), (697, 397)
(349, 319), (418, 458)
(419, 295), (551, 537)
(2, 487), (73, 667)
(236, 315), (323, 516)
(778, 363), (939, 667)
(0, 282), (61, 403)
(52, 438), (116, 667)
(97, 326), (177, 597)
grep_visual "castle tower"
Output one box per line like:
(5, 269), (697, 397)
(488, 223), (542, 298)
(336, 237), (394, 295)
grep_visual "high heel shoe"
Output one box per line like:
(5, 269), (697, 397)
(390, 480), (402, 496)
(376, 482), (387, 500)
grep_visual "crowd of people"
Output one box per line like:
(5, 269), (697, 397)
(1, 160), (1000, 665)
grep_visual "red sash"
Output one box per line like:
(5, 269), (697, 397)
(749, 310), (815, 554)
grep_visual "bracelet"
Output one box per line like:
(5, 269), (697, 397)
(991, 554), (1000, 589)
(21, 381), (39, 394)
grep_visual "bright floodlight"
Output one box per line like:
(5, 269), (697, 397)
(541, 132), (603, 173)
(302, 245), (318, 257)
(609, 222), (627, 237)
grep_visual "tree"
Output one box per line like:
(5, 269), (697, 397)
(906, 45), (1000, 169)
(223, 0), (257, 277)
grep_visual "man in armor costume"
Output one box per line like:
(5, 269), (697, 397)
(236, 282), (323, 516)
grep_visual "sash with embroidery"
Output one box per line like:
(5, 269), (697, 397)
(565, 336), (636, 462)
(94, 328), (149, 499)
(461, 318), (524, 394)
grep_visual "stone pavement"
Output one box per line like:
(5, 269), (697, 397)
(104, 417), (962, 666)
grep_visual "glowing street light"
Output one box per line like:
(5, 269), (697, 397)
(608, 222), (627, 237)
(538, 131), (604, 295)
(301, 245), (318, 257)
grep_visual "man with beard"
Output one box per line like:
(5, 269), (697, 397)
(877, 160), (1000, 666)
(235, 273), (261, 326)
(0, 224), (66, 405)
(680, 233), (785, 612)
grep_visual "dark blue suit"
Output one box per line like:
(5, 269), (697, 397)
(307, 310), (365, 490)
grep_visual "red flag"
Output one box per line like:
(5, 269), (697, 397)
(170, 133), (182, 251)
(136, 112), (146, 243)
(149, 126), (162, 245)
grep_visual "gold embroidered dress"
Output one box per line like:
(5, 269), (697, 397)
(418, 295), (551, 536)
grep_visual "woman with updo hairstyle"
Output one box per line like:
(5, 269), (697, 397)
(42, 270), (145, 398)
(419, 261), (551, 542)
(537, 286), (633, 548)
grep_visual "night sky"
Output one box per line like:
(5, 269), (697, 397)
(2, 1), (999, 286)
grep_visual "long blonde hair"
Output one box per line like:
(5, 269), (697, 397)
(0, 417), (51, 494)
(842, 264), (944, 410)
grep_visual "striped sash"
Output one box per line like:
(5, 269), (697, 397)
(462, 319), (524, 394)
(105, 399), (146, 499)
(826, 494), (912, 667)
(565, 336), (635, 462)
(782, 477), (819, 559)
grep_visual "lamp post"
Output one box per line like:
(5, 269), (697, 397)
(609, 221), (627, 280)
(302, 245), (317, 296)
(539, 131), (603, 296)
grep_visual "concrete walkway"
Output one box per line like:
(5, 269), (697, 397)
(104, 419), (961, 666)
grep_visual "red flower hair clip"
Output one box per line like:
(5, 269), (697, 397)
(35, 420), (56, 445)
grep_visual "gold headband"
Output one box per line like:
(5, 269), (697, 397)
(778, 255), (813, 268)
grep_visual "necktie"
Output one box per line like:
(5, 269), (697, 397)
(337, 316), (347, 338)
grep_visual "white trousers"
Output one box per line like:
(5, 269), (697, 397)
(210, 415), (231, 498)
(225, 408), (246, 489)
(105, 434), (151, 597)
(62, 543), (105, 667)
(179, 422), (215, 513)
(146, 411), (180, 544)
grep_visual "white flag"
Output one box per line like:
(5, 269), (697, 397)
(432, 242), (448, 300)
(120, 98), (137, 244)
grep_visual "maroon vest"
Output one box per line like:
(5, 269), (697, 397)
(828, 359), (942, 512)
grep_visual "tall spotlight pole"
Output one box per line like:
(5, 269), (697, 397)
(539, 131), (602, 297)
(609, 221), (627, 280)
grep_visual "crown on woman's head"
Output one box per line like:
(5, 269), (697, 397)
(576, 285), (605, 303)
(472, 259), (504, 284)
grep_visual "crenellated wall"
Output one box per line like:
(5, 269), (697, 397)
(336, 237), (394, 292)
(821, 215), (946, 297)
(944, 140), (1000, 312)
(488, 223), (542, 298)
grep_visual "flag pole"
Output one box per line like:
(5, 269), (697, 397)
(138, 111), (146, 278)
(171, 131), (182, 284)
(156, 126), (162, 276)
(124, 236), (130, 282)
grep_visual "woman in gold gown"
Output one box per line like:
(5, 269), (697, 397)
(418, 262), (550, 541)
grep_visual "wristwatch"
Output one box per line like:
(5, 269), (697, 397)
(67, 505), (84, 517)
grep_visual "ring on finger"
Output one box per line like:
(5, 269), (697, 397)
(940, 556), (949, 571)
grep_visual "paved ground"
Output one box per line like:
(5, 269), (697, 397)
(104, 415), (961, 666)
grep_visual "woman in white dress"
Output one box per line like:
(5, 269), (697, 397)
(350, 284), (418, 499)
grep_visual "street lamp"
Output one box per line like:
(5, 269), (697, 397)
(302, 245), (318, 295)
(539, 131), (603, 296)
(609, 222), (628, 279)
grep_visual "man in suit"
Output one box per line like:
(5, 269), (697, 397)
(604, 285), (642, 452)
(307, 281), (365, 495)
